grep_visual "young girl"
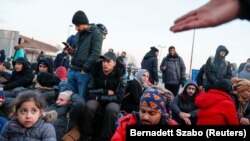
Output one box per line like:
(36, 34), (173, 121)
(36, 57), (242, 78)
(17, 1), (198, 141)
(0, 90), (56, 141)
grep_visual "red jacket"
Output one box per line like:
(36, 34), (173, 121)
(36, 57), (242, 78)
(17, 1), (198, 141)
(111, 113), (178, 141)
(195, 89), (239, 125)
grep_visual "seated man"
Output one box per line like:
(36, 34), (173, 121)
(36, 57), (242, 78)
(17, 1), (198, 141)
(111, 86), (178, 141)
(170, 81), (199, 125)
(81, 52), (126, 141)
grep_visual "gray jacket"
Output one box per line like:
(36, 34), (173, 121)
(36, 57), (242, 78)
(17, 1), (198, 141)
(0, 117), (56, 141)
(160, 54), (186, 85)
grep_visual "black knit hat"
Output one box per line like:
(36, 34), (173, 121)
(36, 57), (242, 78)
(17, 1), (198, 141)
(37, 72), (57, 88)
(150, 46), (159, 52)
(72, 10), (89, 25)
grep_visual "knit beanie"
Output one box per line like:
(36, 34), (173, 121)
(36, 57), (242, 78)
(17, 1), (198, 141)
(150, 46), (159, 52)
(55, 66), (67, 81)
(58, 90), (73, 100)
(72, 10), (89, 25)
(140, 88), (166, 114)
(37, 72), (57, 88)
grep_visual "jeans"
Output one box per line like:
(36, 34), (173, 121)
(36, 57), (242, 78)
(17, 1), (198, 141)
(67, 69), (91, 99)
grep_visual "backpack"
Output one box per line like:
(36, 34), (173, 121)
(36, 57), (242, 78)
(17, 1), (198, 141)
(209, 56), (229, 66)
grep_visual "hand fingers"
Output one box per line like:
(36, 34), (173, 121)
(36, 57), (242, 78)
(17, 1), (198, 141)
(174, 10), (197, 24)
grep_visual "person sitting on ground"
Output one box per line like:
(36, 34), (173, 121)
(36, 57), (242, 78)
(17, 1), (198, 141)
(111, 86), (178, 141)
(0, 90), (56, 140)
(120, 69), (150, 114)
(195, 79), (239, 125)
(80, 51), (126, 141)
(231, 77), (250, 125)
(2, 57), (34, 91)
(170, 81), (199, 125)
(46, 90), (85, 141)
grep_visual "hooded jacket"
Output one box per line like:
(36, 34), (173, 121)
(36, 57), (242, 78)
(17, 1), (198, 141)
(36, 57), (54, 74)
(238, 63), (250, 80)
(205, 45), (232, 90)
(141, 50), (159, 83)
(170, 81), (199, 125)
(121, 69), (148, 113)
(3, 58), (34, 90)
(195, 89), (239, 125)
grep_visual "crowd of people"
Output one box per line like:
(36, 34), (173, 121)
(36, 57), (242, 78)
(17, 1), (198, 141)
(0, 0), (250, 140)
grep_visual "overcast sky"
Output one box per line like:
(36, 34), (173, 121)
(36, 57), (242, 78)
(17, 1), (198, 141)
(1, 0), (250, 74)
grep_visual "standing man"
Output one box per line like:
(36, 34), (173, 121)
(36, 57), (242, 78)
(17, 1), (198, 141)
(203, 45), (232, 91)
(160, 46), (186, 96)
(68, 10), (103, 99)
(141, 46), (159, 85)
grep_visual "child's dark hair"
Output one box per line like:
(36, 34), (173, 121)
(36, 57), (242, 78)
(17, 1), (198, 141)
(11, 90), (46, 111)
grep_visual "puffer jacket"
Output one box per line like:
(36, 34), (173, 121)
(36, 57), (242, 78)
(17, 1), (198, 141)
(0, 117), (56, 141)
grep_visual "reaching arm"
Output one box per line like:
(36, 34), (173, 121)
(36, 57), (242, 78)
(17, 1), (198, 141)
(170, 0), (240, 32)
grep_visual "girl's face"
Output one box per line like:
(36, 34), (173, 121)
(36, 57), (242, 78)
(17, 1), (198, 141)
(16, 101), (42, 128)
(141, 72), (149, 83)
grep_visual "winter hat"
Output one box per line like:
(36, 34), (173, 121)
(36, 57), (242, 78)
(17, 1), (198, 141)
(150, 46), (159, 52)
(140, 87), (166, 114)
(58, 90), (73, 100)
(39, 60), (48, 66)
(62, 35), (76, 48)
(96, 23), (108, 34)
(72, 10), (89, 25)
(212, 79), (232, 94)
(55, 66), (67, 81)
(37, 72), (57, 88)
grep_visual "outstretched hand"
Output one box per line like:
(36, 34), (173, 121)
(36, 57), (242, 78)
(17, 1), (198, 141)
(170, 0), (240, 32)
